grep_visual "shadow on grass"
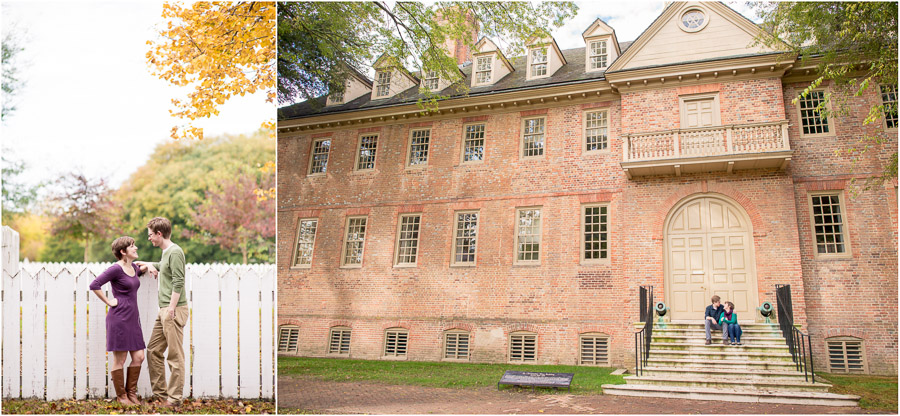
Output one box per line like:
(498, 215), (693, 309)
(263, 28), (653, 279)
(818, 372), (898, 413)
(278, 356), (625, 395)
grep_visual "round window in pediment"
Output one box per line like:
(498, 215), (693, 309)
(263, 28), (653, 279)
(680, 9), (709, 32)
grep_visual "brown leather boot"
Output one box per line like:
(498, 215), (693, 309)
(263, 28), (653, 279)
(111, 369), (135, 405)
(125, 366), (142, 405)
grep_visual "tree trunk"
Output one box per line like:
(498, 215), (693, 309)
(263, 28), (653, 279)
(241, 244), (248, 265)
(83, 234), (91, 262)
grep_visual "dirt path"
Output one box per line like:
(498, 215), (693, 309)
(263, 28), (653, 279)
(278, 376), (875, 414)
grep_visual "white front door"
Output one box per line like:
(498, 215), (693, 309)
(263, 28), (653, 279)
(665, 196), (758, 321)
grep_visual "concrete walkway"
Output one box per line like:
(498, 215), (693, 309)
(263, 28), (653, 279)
(278, 376), (875, 414)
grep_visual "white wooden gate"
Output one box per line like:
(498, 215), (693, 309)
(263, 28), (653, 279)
(1, 227), (275, 400)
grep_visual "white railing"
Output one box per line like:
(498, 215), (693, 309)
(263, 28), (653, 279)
(623, 120), (790, 162)
(1, 227), (275, 400)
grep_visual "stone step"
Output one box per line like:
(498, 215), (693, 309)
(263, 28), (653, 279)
(651, 342), (789, 353)
(652, 335), (787, 343)
(646, 357), (799, 371)
(652, 328), (784, 337)
(651, 323), (781, 330)
(649, 349), (795, 362)
(623, 375), (831, 392)
(600, 383), (859, 407)
(640, 366), (812, 382)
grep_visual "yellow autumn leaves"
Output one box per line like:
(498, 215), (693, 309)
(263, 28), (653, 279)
(147, 2), (276, 141)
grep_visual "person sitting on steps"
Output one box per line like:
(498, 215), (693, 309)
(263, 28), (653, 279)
(720, 301), (742, 346)
(704, 295), (729, 345)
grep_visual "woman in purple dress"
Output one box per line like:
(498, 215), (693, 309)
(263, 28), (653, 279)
(90, 236), (147, 405)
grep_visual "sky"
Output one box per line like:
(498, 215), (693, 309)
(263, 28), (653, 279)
(1, 2), (273, 190)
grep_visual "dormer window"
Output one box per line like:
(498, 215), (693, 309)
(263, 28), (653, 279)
(589, 40), (608, 69)
(530, 48), (548, 77)
(376, 71), (392, 97)
(423, 71), (439, 90)
(476, 56), (492, 84)
(330, 90), (344, 103)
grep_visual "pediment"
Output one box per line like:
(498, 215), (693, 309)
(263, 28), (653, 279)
(608, 2), (781, 72)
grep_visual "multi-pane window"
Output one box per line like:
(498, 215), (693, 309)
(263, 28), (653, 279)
(328, 327), (351, 355)
(376, 71), (391, 97)
(308, 139), (330, 175)
(584, 110), (608, 152)
(530, 48), (547, 77)
(827, 337), (866, 373)
(341, 216), (367, 266)
(278, 325), (299, 353)
(444, 331), (470, 360)
(384, 329), (408, 357)
(408, 128), (431, 166)
(810, 194), (848, 256)
(583, 205), (608, 262)
(798, 90), (830, 135)
(509, 332), (537, 362)
(881, 84), (897, 129)
(395, 214), (421, 265)
(580, 333), (609, 365)
(475, 56), (492, 84)
(330, 89), (343, 103)
(463, 124), (485, 162)
(423, 71), (439, 90)
(522, 117), (545, 158)
(356, 134), (378, 171)
(589, 40), (607, 69)
(452, 211), (478, 265)
(516, 208), (542, 264)
(292, 219), (318, 268)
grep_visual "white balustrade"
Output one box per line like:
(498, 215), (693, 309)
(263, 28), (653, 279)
(624, 120), (790, 162)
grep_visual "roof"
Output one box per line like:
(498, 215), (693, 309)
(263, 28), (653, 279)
(280, 43), (636, 121)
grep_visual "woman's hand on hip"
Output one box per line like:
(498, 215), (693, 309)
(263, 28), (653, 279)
(108, 298), (118, 307)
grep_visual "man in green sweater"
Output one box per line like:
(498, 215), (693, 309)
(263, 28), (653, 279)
(138, 217), (188, 407)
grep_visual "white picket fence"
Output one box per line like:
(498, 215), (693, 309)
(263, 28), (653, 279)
(1, 227), (275, 400)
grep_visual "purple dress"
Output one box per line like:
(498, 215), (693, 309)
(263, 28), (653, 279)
(89, 263), (146, 351)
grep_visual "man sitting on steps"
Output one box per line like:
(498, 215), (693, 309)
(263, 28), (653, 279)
(704, 295), (729, 345)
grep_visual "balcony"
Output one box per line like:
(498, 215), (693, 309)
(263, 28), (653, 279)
(621, 120), (792, 178)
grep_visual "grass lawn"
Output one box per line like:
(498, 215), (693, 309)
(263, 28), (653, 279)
(819, 373), (898, 413)
(278, 356), (625, 394)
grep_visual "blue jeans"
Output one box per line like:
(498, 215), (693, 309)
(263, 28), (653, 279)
(727, 324), (742, 343)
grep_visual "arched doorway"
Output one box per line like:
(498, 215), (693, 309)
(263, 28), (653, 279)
(664, 194), (759, 321)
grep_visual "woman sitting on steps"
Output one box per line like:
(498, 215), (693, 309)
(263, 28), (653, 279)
(719, 301), (742, 346)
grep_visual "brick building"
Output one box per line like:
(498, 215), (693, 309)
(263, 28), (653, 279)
(276, 2), (898, 376)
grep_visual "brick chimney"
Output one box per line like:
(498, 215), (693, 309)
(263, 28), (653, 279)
(435, 8), (480, 65)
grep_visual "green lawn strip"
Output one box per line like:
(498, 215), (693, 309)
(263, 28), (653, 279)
(818, 373), (898, 413)
(1, 398), (275, 415)
(278, 356), (625, 394)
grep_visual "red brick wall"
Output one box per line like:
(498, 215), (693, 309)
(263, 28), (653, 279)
(784, 80), (899, 375)
(278, 76), (897, 373)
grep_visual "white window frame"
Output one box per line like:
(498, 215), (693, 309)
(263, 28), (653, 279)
(514, 207), (542, 266)
(807, 191), (851, 260)
(423, 71), (439, 91)
(520, 116), (546, 159)
(307, 138), (331, 176)
(797, 89), (834, 137)
(880, 84), (898, 130)
(529, 47), (548, 78)
(461, 123), (486, 164)
(375, 70), (391, 97)
(291, 218), (318, 269)
(451, 210), (479, 267)
(327, 326), (351, 355)
(581, 204), (610, 264)
(406, 128), (431, 168)
(340, 216), (368, 268)
(508, 331), (537, 363)
(583, 109), (609, 154)
(394, 213), (422, 267)
(443, 330), (471, 361)
(589, 40), (608, 70)
(355, 133), (379, 172)
(475, 56), (493, 85)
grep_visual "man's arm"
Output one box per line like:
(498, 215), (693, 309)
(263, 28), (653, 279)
(166, 250), (186, 320)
